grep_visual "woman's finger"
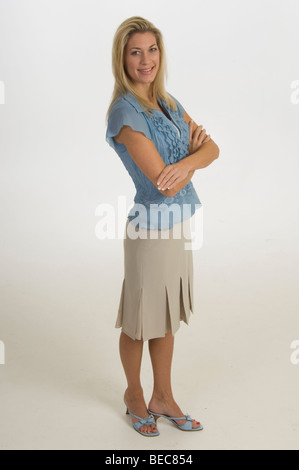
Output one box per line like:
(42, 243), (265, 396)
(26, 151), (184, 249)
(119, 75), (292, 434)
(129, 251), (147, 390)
(162, 172), (180, 189)
(164, 177), (178, 189)
(192, 125), (203, 140)
(201, 134), (210, 144)
(198, 129), (207, 145)
(160, 167), (187, 190)
(167, 176), (182, 190)
(157, 166), (173, 187)
(189, 120), (193, 144)
(203, 134), (211, 143)
(158, 169), (177, 189)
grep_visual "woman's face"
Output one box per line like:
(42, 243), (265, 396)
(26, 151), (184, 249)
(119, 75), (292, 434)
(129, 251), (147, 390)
(124, 32), (160, 92)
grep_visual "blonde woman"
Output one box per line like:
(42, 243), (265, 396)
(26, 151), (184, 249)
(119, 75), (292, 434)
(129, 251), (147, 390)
(106, 16), (219, 437)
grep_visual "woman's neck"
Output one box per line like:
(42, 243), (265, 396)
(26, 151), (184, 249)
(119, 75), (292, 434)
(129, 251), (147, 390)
(132, 83), (155, 104)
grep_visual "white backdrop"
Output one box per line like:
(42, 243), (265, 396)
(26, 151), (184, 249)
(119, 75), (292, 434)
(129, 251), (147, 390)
(0, 0), (299, 450)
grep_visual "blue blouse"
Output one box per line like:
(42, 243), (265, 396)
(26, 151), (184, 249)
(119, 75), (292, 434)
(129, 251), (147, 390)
(105, 90), (202, 230)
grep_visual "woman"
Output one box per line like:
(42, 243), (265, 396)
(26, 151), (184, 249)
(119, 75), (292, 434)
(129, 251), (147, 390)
(105, 16), (219, 437)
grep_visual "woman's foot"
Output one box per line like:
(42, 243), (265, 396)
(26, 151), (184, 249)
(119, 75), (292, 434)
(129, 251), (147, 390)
(124, 388), (158, 435)
(148, 394), (201, 429)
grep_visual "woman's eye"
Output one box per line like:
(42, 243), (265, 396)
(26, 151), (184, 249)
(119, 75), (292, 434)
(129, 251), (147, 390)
(131, 48), (157, 55)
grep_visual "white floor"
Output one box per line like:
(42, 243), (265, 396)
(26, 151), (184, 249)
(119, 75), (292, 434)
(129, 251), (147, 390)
(1, 235), (299, 451)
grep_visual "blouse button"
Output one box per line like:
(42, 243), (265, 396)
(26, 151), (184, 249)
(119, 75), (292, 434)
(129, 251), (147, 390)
(180, 189), (186, 197)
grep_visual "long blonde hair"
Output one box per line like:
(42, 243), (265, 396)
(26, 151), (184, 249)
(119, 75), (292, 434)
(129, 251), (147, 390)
(106, 16), (177, 121)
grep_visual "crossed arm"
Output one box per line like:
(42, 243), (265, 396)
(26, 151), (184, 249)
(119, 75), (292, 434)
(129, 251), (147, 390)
(113, 109), (220, 198)
(182, 109), (220, 171)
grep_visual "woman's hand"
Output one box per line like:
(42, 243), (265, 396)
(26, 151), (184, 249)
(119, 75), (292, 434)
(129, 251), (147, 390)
(188, 120), (211, 155)
(156, 120), (211, 191)
(157, 158), (191, 191)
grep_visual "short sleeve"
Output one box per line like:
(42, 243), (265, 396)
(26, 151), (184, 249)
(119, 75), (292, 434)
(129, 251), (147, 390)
(167, 93), (185, 119)
(106, 103), (152, 151)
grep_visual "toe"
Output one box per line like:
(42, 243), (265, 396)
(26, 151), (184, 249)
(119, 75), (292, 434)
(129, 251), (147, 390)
(144, 426), (149, 434)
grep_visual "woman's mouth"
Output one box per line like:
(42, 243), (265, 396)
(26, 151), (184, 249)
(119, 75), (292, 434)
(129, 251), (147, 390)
(138, 66), (155, 75)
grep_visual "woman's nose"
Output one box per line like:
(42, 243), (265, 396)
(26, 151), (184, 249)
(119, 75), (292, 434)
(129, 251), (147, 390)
(139, 52), (151, 64)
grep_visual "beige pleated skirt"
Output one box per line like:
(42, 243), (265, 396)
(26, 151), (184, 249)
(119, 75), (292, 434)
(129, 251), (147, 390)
(116, 217), (195, 341)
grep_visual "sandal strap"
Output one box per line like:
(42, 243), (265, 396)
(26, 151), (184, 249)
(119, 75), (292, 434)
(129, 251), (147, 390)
(148, 410), (202, 431)
(150, 410), (193, 421)
(169, 414), (192, 421)
(127, 410), (155, 425)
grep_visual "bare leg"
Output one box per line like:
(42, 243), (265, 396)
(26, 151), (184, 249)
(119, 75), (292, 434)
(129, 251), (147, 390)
(148, 332), (201, 428)
(119, 332), (157, 434)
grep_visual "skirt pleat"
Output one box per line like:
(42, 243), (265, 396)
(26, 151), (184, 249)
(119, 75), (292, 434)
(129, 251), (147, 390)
(116, 217), (195, 341)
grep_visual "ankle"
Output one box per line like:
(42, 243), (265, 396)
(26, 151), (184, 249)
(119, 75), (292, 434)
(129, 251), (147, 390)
(125, 386), (144, 400)
(150, 390), (175, 405)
